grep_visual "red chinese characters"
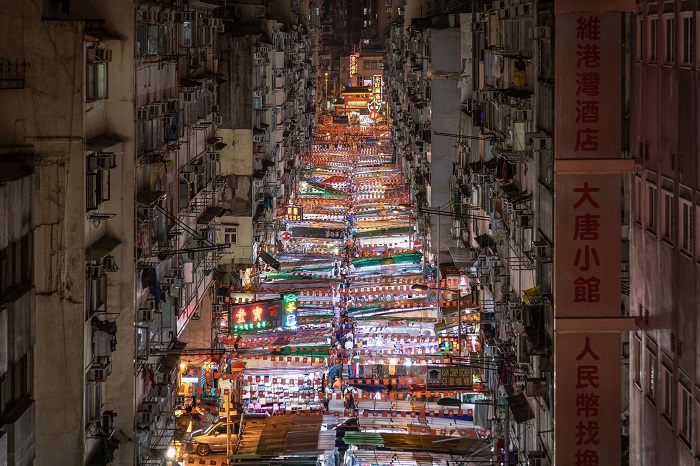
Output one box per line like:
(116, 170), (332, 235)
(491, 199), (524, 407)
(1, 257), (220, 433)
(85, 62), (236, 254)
(574, 15), (602, 153)
(574, 337), (601, 465)
(572, 182), (601, 303)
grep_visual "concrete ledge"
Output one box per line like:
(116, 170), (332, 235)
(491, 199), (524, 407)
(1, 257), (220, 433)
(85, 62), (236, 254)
(554, 316), (637, 332)
(554, 158), (635, 174)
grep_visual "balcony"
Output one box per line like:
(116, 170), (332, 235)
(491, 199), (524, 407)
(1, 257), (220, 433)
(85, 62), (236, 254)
(0, 398), (35, 466)
(1, 285), (35, 366)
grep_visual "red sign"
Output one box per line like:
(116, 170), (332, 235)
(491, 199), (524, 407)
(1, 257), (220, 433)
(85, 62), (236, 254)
(414, 240), (422, 249)
(554, 13), (621, 159)
(281, 231), (291, 241)
(555, 333), (621, 465)
(554, 174), (620, 317)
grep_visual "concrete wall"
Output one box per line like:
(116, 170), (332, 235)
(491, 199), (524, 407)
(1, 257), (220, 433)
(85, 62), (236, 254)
(219, 35), (257, 129)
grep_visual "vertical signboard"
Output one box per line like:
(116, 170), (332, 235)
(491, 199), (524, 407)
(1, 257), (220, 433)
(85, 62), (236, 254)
(554, 13), (622, 159)
(554, 174), (621, 316)
(554, 333), (621, 466)
(553, 4), (631, 466)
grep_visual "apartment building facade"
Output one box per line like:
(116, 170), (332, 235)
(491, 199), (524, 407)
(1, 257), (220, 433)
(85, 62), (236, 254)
(1, 0), (226, 464)
(630, 1), (700, 465)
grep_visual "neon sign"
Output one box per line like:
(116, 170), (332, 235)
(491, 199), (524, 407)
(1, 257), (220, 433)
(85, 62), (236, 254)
(281, 292), (298, 329)
(349, 54), (359, 76)
(284, 205), (303, 222)
(230, 293), (298, 333)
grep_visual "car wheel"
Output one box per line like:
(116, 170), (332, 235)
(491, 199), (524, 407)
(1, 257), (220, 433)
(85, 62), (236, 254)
(196, 444), (211, 456)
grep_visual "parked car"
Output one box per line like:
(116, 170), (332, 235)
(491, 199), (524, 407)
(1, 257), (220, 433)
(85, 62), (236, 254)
(185, 413), (269, 456)
(174, 412), (205, 442)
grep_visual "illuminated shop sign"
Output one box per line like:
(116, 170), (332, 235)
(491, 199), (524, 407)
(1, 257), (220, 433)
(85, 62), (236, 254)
(281, 292), (298, 329)
(426, 366), (473, 389)
(372, 74), (382, 102)
(231, 300), (279, 332)
(349, 54), (359, 76)
(231, 293), (298, 333)
(284, 205), (303, 222)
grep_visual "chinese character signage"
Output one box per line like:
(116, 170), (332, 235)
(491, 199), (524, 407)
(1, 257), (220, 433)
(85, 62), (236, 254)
(372, 74), (382, 103)
(554, 13), (621, 159)
(290, 226), (345, 239)
(281, 292), (298, 329)
(426, 366), (473, 389)
(554, 333), (620, 466)
(284, 205), (303, 222)
(349, 53), (358, 76)
(230, 294), (299, 333)
(231, 300), (280, 333)
(554, 174), (620, 317)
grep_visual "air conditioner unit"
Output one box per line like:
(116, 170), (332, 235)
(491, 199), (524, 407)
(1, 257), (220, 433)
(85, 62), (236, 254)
(88, 152), (117, 170)
(525, 132), (550, 151)
(100, 411), (117, 438)
(89, 363), (111, 382)
(140, 308), (155, 323)
(140, 9), (157, 23)
(181, 11), (195, 23)
(161, 11), (178, 22)
(531, 240), (549, 259)
(94, 48), (113, 63)
(206, 18), (224, 30)
(162, 276), (175, 285)
(149, 102), (165, 117)
(138, 207), (156, 223)
(528, 451), (550, 466)
(515, 109), (533, 122)
(180, 172), (196, 184)
(168, 99), (184, 112)
(137, 107), (150, 120)
(208, 152), (220, 162)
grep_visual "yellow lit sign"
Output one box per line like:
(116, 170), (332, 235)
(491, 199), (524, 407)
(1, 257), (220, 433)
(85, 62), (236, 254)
(350, 54), (359, 76)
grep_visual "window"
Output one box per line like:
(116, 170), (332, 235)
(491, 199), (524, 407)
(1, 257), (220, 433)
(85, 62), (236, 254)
(85, 270), (107, 319)
(678, 383), (692, 444)
(646, 347), (657, 403)
(86, 62), (108, 101)
(224, 227), (238, 245)
(0, 235), (33, 299)
(661, 190), (674, 243)
(181, 21), (193, 47)
(634, 176), (643, 225)
(681, 13), (693, 66)
(86, 157), (112, 211)
(646, 183), (657, 233)
(633, 335), (641, 389)
(679, 198), (693, 255)
(0, 354), (32, 418)
(649, 16), (658, 62)
(661, 364), (673, 422)
(85, 380), (102, 425)
(664, 15), (676, 64)
(636, 16), (644, 62)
